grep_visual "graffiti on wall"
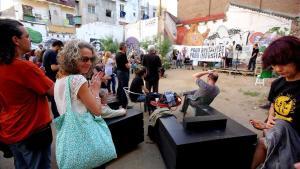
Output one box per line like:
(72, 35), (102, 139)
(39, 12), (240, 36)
(183, 23), (210, 46)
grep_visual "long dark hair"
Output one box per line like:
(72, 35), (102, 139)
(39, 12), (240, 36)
(0, 19), (23, 64)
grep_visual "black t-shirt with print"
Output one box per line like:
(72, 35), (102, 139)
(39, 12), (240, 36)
(268, 77), (300, 133)
(129, 76), (144, 102)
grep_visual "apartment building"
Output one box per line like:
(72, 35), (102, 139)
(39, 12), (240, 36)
(76, 0), (160, 25)
(0, 0), (78, 42)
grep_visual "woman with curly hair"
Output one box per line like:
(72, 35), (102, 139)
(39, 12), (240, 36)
(55, 40), (103, 117)
(54, 40), (116, 168)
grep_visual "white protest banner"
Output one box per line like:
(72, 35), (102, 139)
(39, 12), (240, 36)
(174, 45), (225, 63)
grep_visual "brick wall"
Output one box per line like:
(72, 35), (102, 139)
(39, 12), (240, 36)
(178, 0), (300, 21)
(178, 0), (229, 21)
(231, 0), (300, 17)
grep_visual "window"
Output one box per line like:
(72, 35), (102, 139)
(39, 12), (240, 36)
(53, 10), (58, 15)
(66, 14), (74, 25)
(88, 4), (95, 14)
(120, 4), (125, 18)
(141, 8), (145, 19)
(35, 14), (42, 20)
(133, 12), (135, 16)
(120, 4), (124, 12)
(22, 5), (33, 16)
(153, 9), (156, 17)
(106, 9), (111, 17)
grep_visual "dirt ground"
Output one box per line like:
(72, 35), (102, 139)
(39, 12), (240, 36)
(160, 67), (270, 132)
(0, 67), (272, 169)
(106, 67), (273, 169)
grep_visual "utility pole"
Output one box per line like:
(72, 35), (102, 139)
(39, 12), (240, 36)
(159, 0), (162, 16)
(259, 0), (262, 11)
(208, 0), (211, 16)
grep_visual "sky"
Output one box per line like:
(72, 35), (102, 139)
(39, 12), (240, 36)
(165, 0), (178, 16)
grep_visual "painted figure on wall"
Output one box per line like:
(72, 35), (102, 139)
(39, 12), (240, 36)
(182, 23), (210, 46)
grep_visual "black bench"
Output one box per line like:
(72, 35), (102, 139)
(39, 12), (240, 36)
(104, 109), (144, 156)
(107, 95), (120, 110)
(153, 106), (257, 169)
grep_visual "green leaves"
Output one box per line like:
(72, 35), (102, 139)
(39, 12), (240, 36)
(100, 36), (119, 53)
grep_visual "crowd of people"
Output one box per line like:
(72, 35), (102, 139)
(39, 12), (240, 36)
(1, 18), (300, 169)
(0, 18), (164, 169)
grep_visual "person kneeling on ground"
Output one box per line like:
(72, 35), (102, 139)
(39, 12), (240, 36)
(181, 70), (220, 116)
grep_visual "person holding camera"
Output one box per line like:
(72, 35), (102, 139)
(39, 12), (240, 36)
(180, 70), (220, 116)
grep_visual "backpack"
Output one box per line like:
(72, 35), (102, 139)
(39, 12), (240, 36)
(159, 91), (179, 107)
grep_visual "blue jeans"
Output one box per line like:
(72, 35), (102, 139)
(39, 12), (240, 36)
(107, 74), (116, 94)
(136, 95), (146, 102)
(9, 140), (51, 169)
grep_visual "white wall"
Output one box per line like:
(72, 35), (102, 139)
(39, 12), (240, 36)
(0, 0), (14, 10)
(224, 6), (291, 34)
(76, 22), (124, 42)
(199, 5), (292, 46)
(125, 17), (158, 41)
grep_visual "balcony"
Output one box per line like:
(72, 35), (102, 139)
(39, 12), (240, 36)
(73, 16), (82, 26)
(142, 14), (149, 20)
(120, 11), (126, 18)
(23, 14), (36, 22)
(48, 24), (76, 34)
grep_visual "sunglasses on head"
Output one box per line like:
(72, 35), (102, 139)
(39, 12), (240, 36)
(80, 56), (96, 62)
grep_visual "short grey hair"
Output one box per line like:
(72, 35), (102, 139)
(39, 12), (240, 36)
(58, 40), (97, 75)
(148, 45), (156, 54)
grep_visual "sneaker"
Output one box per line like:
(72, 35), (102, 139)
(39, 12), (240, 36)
(3, 150), (13, 158)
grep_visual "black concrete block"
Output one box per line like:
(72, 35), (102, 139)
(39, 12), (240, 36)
(105, 109), (144, 155)
(153, 106), (257, 169)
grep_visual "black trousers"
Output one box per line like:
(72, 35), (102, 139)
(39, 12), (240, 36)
(116, 70), (129, 108)
(181, 95), (191, 114)
(145, 79), (159, 93)
(248, 58), (256, 71)
(48, 95), (59, 118)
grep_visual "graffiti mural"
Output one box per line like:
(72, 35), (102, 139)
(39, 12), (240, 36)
(125, 37), (142, 56)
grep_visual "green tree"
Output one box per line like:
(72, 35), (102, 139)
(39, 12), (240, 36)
(140, 35), (173, 69)
(140, 39), (152, 51)
(100, 36), (119, 53)
(157, 37), (172, 69)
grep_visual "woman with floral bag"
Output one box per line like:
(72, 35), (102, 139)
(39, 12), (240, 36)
(54, 40), (117, 169)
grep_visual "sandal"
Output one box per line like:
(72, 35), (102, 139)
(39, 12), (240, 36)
(249, 119), (267, 130)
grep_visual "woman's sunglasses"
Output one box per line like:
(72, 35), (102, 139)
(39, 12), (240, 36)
(80, 56), (96, 63)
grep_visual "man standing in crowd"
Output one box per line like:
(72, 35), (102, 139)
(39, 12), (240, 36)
(142, 45), (162, 93)
(248, 43), (259, 71)
(43, 40), (63, 118)
(0, 19), (53, 169)
(115, 42), (130, 108)
(181, 70), (220, 116)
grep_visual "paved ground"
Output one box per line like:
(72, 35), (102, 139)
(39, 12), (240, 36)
(0, 67), (271, 169)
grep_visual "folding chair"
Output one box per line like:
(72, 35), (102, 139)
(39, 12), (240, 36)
(123, 87), (146, 111)
(255, 70), (272, 86)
